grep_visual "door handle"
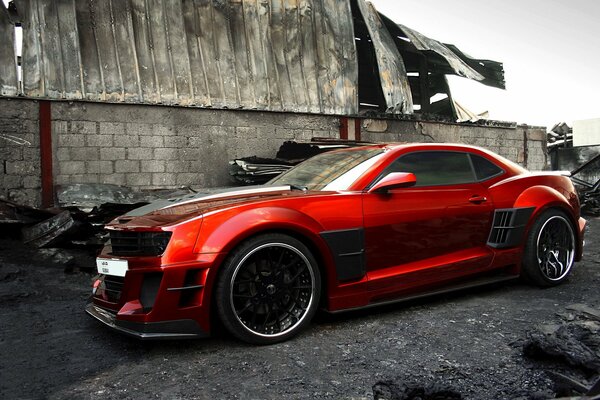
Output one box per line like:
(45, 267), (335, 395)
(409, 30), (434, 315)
(469, 195), (487, 204)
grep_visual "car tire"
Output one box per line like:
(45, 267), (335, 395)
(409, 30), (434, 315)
(521, 209), (576, 287)
(215, 233), (321, 344)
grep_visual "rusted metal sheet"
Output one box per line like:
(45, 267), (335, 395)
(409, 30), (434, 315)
(397, 23), (505, 89)
(0, 3), (18, 96)
(357, 0), (413, 114)
(16, 0), (359, 115)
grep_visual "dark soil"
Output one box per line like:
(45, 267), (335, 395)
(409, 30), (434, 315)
(1, 218), (599, 400)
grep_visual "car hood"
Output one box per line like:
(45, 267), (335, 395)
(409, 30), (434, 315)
(107, 185), (309, 228)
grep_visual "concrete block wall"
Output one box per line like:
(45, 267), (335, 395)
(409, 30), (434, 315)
(0, 98), (547, 208)
(51, 101), (339, 189)
(0, 99), (41, 206)
(361, 119), (548, 171)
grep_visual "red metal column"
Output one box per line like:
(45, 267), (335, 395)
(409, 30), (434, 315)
(39, 101), (54, 208)
(339, 117), (349, 140)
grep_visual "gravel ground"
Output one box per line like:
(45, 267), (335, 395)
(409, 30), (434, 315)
(1, 217), (599, 400)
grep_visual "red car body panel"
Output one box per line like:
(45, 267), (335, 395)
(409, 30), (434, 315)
(87, 143), (586, 339)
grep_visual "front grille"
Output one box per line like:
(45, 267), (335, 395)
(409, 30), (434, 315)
(103, 275), (124, 303)
(108, 231), (172, 257)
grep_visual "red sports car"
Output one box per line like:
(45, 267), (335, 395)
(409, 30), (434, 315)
(87, 143), (586, 344)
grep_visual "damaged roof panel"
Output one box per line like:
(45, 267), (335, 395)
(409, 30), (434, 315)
(3, 0), (505, 118)
(0, 2), (18, 96)
(18, 0), (359, 115)
(356, 0), (413, 114)
(396, 23), (505, 89)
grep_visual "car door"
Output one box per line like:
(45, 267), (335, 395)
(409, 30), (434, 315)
(363, 151), (495, 294)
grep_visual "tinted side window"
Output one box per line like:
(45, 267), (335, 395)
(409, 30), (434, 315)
(470, 154), (504, 181)
(387, 151), (476, 186)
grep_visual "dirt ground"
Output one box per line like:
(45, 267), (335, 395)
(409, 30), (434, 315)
(1, 218), (599, 400)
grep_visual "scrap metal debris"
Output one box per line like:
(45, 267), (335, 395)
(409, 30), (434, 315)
(570, 153), (600, 216)
(21, 210), (77, 248)
(229, 139), (374, 185)
(548, 122), (573, 150)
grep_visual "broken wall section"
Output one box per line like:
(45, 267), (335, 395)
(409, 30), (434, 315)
(361, 120), (547, 171)
(0, 98), (40, 206)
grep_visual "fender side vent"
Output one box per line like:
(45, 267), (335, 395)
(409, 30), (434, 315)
(487, 207), (535, 249)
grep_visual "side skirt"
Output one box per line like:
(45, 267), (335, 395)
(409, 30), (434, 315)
(325, 273), (519, 314)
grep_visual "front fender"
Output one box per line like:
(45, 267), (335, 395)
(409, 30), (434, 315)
(194, 207), (327, 255)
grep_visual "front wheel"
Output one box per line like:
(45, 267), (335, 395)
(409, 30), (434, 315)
(215, 233), (321, 344)
(522, 209), (576, 286)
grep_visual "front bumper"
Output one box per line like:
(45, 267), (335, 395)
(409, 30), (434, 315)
(86, 302), (208, 340)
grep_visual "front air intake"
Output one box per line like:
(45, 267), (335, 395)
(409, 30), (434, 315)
(108, 231), (172, 257)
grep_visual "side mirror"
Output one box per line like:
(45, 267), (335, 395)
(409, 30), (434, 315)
(368, 172), (417, 193)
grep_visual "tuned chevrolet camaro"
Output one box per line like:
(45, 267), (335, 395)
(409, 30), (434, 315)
(87, 143), (586, 344)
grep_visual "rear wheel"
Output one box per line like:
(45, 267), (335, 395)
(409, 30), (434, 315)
(522, 209), (576, 286)
(215, 233), (321, 344)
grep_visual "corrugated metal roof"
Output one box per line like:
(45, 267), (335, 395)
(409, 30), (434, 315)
(356, 0), (413, 114)
(19, 0), (359, 115)
(0, 3), (18, 96)
(1, 0), (506, 117)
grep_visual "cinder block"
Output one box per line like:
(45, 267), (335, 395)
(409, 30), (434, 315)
(56, 148), (70, 161)
(163, 136), (188, 148)
(86, 160), (113, 174)
(22, 147), (39, 161)
(23, 175), (41, 189)
(52, 120), (68, 135)
(70, 121), (97, 135)
(126, 122), (154, 137)
(176, 173), (202, 186)
(527, 129), (546, 141)
(59, 161), (85, 175)
(127, 148), (154, 160)
(126, 173), (152, 186)
(152, 173), (177, 186)
(99, 122), (125, 136)
(58, 134), (85, 147)
(141, 160), (166, 173)
(5, 161), (36, 175)
(0, 147), (23, 161)
(1, 174), (22, 188)
(101, 173), (126, 186)
(154, 148), (179, 161)
(115, 160), (140, 173)
(152, 125), (176, 136)
(140, 136), (164, 148)
(70, 147), (99, 161)
(100, 147), (126, 160)
(117, 134), (140, 148)
(7, 188), (40, 207)
(87, 134), (113, 147)
(165, 161), (190, 173)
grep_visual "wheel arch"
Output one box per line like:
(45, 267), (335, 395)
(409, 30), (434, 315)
(199, 207), (337, 312)
(514, 186), (581, 260)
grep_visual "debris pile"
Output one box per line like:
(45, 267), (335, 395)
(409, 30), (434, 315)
(229, 138), (373, 185)
(570, 154), (600, 216)
(0, 184), (198, 257)
(523, 304), (600, 399)
(547, 122), (573, 150)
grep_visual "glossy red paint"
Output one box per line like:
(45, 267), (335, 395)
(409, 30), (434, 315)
(88, 143), (586, 339)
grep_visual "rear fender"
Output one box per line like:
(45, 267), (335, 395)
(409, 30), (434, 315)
(513, 185), (582, 258)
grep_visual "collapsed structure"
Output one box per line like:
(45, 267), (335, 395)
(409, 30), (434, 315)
(0, 1), (547, 209)
(1, 0), (503, 120)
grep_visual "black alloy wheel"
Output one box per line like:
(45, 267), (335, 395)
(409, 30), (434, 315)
(215, 233), (321, 344)
(522, 209), (576, 286)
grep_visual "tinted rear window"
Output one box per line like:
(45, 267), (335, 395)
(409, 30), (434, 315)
(470, 154), (504, 181)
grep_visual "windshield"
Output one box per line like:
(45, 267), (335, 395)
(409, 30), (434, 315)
(269, 148), (384, 191)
